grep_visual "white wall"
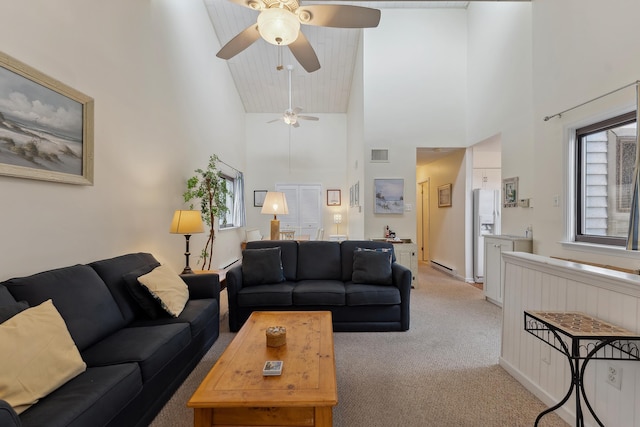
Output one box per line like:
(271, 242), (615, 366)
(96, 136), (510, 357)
(0, 0), (246, 278)
(467, 2), (534, 237)
(244, 113), (347, 238)
(363, 9), (467, 241)
(346, 34), (366, 240)
(531, 0), (640, 269)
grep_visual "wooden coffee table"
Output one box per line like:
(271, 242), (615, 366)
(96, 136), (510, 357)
(188, 311), (337, 427)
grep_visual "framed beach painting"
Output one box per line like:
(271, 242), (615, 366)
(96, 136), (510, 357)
(374, 178), (404, 214)
(0, 51), (94, 185)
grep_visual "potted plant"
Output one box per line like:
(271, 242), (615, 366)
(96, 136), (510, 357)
(183, 154), (230, 270)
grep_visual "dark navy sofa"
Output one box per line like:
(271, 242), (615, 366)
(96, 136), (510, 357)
(226, 240), (411, 332)
(0, 252), (220, 427)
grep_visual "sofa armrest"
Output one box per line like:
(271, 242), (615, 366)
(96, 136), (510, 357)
(180, 273), (220, 300)
(391, 263), (412, 331)
(0, 400), (21, 427)
(225, 265), (244, 332)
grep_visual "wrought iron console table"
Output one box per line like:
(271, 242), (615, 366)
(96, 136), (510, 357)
(524, 310), (640, 427)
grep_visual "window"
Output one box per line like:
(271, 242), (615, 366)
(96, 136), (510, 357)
(575, 111), (637, 246)
(219, 172), (246, 229)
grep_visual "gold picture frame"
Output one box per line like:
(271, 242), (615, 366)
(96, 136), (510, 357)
(437, 183), (452, 208)
(0, 51), (94, 185)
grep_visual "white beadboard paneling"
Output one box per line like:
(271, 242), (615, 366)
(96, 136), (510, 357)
(501, 252), (640, 427)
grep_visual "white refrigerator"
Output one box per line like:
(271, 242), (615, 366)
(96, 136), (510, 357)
(473, 189), (501, 282)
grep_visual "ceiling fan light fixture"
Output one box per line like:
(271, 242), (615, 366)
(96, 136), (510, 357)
(257, 8), (300, 46)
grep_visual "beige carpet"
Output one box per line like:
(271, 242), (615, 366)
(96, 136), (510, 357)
(150, 263), (568, 427)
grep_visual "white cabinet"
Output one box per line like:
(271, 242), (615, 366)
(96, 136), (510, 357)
(393, 243), (418, 288)
(483, 236), (532, 306)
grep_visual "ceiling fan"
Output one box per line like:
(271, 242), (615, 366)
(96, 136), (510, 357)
(216, 0), (381, 73)
(268, 65), (318, 127)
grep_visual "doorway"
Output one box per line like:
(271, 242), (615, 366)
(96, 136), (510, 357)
(420, 180), (430, 262)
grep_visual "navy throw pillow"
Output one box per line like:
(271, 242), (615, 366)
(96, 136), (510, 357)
(352, 249), (393, 285)
(0, 301), (29, 323)
(242, 247), (285, 286)
(122, 262), (168, 319)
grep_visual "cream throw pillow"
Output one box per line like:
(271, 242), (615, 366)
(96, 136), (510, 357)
(0, 299), (86, 414)
(137, 265), (189, 317)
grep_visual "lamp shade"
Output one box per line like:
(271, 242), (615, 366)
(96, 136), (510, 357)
(169, 210), (204, 235)
(333, 214), (342, 224)
(257, 8), (300, 46)
(261, 192), (289, 216)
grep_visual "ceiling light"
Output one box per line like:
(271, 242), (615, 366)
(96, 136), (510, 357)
(257, 8), (300, 46)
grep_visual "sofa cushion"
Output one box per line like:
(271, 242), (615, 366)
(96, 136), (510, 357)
(242, 247), (285, 286)
(345, 283), (401, 306)
(123, 266), (170, 320)
(89, 252), (161, 324)
(297, 241), (342, 280)
(293, 280), (346, 306)
(237, 283), (295, 307)
(0, 300), (86, 414)
(340, 240), (396, 281)
(18, 364), (142, 427)
(81, 323), (191, 382)
(352, 249), (393, 285)
(2, 264), (125, 351)
(246, 241), (298, 280)
(0, 300), (28, 323)
(137, 265), (189, 317)
(131, 298), (219, 340)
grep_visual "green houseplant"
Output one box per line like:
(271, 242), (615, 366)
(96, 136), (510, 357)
(183, 154), (230, 270)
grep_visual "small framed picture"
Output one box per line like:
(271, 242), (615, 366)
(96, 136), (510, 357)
(437, 183), (452, 208)
(254, 190), (267, 207)
(502, 177), (519, 208)
(327, 189), (341, 206)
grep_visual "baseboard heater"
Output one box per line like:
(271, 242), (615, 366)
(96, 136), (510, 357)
(430, 260), (456, 276)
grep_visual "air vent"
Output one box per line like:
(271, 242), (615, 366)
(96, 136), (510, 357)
(371, 149), (389, 162)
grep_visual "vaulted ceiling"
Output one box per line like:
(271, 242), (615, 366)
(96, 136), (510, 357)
(204, 1), (474, 115)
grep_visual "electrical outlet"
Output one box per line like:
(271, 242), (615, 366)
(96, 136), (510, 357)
(606, 363), (622, 390)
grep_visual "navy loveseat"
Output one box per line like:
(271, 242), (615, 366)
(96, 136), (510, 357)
(0, 252), (220, 427)
(226, 240), (411, 332)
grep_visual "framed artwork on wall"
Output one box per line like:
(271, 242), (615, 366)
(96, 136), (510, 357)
(374, 178), (404, 214)
(437, 183), (452, 208)
(0, 51), (94, 185)
(254, 190), (267, 207)
(502, 177), (519, 208)
(327, 189), (341, 206)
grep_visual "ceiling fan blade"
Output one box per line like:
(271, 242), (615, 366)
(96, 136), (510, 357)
(288, 32), (320, 73)
(298, 5), (381, 29)
(267, 118), (282, 124)
(293, 107), (303, 114)
(216, 24), (260, 60)
(298, 115), (319, 121)
(293, 122), (300, 128)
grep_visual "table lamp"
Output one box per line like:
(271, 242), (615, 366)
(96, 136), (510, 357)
(261, 192), (289, 240)
(169, 210), (204, 274)
(333, 213), (342, 234)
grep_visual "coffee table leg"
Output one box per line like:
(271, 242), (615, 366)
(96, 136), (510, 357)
(193, 408), (212, 427)
(315, 406), (333, 427)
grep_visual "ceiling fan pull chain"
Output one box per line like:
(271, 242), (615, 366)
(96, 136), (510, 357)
(276, 46), (283, 71)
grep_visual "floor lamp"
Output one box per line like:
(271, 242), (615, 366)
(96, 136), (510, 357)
(170, 210), (204, 274)
(261, 192), (289, 240)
